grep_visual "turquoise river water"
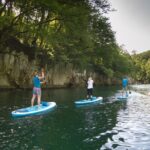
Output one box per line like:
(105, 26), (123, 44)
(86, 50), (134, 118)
(0, 85), (150, 150)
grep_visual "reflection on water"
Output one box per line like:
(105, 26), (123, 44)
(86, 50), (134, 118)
(101, 89), (150, 150)
(0, 85), (150, 149)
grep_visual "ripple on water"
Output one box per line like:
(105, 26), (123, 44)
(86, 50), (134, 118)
(100, 91), (150, 149)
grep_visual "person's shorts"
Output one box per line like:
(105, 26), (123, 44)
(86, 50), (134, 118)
(123, 85), (127, 88)
(33, 87), (41, 95)
(87, 88), (93, 95)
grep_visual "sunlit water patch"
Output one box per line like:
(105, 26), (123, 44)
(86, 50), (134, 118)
(131, 84), (150, 95)
(101, 92), (150, 150)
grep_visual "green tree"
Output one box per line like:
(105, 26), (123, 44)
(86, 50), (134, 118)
(0, 0), (134, 80)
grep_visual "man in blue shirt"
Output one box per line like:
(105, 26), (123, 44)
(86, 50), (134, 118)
(122, 77), (128, 96)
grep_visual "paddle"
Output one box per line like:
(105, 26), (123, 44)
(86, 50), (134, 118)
(38, 67), (49, 102)
(42, 68), (52, 101)
(128, 84), (131, 94)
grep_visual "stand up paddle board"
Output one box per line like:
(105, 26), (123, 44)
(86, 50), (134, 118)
(74, 96), (103, 105)
(12, 101), (56, 117)
(117, 95), (128, 100)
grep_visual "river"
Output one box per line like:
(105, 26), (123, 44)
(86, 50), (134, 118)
(0, 85), (150, 150)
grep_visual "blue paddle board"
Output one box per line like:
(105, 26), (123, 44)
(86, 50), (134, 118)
(74, 96), (103, 105)
(117, 95), (128, 100)
(11, 101), (56, 117)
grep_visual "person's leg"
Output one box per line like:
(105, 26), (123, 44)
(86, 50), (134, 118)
(122, 85), (126, 95)
(87, 89), (90, 99)
(37, 88), (41, 106)
(125, 86), (128, 96)
(90, 89), (93, 99)
(31, 94), (36, 106)
(37, 94), (41, 106)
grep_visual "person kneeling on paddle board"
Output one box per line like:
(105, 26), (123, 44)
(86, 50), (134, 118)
(31, 69), (45, 107)
(87, 77), (94, 99)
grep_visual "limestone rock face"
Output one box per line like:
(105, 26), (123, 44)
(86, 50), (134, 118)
(0, 52), (37, 88)
(0, 52), (88, 88)
(0, 51), (119, 88)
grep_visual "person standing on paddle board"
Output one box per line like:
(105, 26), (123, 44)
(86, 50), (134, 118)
(31, 69), (45, 107)
(122, 77), (128, 96)
(87, 77), (94, 99)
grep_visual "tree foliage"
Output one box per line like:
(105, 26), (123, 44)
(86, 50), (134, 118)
(0, 0), (133, 78)
(131, 50), (150, 83)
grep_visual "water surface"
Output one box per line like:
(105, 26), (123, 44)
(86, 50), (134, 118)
(0, 85), (149, 150)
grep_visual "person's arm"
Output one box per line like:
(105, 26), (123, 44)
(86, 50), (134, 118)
(38, 68), (45, 80)
(40, 81), (46, 84)
(93, 80), (95, 86)
(41, 68), (45, 78)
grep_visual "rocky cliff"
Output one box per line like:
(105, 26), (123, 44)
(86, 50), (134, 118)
(0, 51), (120, 89)
(0, 51), (87, 88)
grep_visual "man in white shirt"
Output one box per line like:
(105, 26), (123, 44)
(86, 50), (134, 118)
(87, 77), (94, 99)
